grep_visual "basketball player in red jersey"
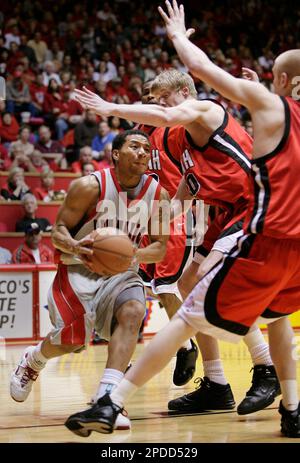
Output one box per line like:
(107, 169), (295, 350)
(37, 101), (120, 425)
(74, 73), (279, 416)
(10, 129), (169, 431)
(64, 1), (300, 438)
(139, 80), (199, 388)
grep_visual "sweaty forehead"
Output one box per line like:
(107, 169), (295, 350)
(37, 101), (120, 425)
(126, 135), (150, 146)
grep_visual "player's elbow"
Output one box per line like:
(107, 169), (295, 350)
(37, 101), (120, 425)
(188, 62), (205, 81)
(159, 108), (180, 127)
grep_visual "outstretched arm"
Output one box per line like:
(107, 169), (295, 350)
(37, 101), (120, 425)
(74, 87), (214, 127)
(158, 0), (278, 111)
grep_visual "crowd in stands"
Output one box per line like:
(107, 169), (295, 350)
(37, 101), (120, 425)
(0, 0), (299, 263)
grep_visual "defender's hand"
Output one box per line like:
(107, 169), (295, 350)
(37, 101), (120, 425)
(158, 0), (195, 41)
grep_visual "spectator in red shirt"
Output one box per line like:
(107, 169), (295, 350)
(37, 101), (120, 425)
(0, 136), (11, 170)
(106, 78), (129, 103)
(6, 42), (24, 74)
(82, 162), (96, 176)
(12, 222), (53, 264)
(34, 169), (66, 202)
(29, 150), (50, 173)
(98, 142), (113, 170)
(43, 78), (70, 140)
(29, 73), (47, 116)
(0, 112), (20, 143)
(71, 146), (99, 174)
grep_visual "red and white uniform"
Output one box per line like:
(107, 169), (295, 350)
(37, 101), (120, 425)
(166, 107), (253, 258)
(178, 96), (300, 342)
(49, 168), (161, 346)
(138, 124), (193, 295)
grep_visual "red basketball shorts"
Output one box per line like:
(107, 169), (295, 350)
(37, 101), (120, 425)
(178, 233), (300, 342)
(139, 215), (192, 295)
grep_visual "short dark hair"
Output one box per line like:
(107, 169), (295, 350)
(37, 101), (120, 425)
(112, 129), (149, 152)
(112, 129), (150, 166)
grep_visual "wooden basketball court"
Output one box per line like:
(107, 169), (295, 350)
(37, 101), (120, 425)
(1, 337), (299, 443)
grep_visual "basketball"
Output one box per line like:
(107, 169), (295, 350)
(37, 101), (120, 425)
(89, 227), (134, 276)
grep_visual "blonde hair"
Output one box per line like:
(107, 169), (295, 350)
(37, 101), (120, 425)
(151, 69), (197, 98)
(8, 166), (24, 184)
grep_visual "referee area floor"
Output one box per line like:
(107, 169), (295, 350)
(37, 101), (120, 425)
(1, 335), (300, 443)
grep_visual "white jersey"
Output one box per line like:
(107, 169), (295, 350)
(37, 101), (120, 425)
(73, 168), (161, 247)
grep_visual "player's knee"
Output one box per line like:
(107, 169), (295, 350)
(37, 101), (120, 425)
(118, 301), (145, 329)
(159, 292), (177, 309)
(178, 273), (198, 299)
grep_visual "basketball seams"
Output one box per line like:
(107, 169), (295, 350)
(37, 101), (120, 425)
(93, 249), (132, 274)
(93, 246), (133, 258)
(90, 229), (134, 274)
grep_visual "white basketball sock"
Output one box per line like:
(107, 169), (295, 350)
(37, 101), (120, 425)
(281, 380), (299, 411)
(96, 368), (124, 399)
(110, 378), (138, 408)
(243, 328), (273, 366)
(27, 343), (48, 371)
(203, 359), (227, 385)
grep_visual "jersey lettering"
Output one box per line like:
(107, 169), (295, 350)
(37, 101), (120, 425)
(149, 149), (161, 170)
(181, 149), (194, 173)
(186, 173), (200, 196)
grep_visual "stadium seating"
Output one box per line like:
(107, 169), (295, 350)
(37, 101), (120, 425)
(0, 172), (80, 193)
(0, 232), (53, 252)
(0, 200), (61, 231)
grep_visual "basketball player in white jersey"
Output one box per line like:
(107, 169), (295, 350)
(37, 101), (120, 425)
(10, 129), (169, 432)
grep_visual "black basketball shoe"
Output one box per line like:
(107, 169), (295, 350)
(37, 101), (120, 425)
(237, 365), (281, 415)
(173, 339), (199, 386)
(168, 376), (235, 412)
(65, 393), (122, 436)
(279, 400), (300, 438)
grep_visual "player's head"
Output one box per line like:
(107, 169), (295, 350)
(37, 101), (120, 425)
(151, 69), (197, 107)
(272, 50), (300, 97)
(141, 80), (157, 104)
(112, 129), (151, 176)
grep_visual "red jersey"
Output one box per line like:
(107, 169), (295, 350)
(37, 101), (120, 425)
(244, 96), (300, 239)
(12, 243), (53, 264)
(165, 109), (253, 212)
(138, 124), (182, 198)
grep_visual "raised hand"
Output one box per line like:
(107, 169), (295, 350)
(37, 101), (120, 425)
(242, 67), (260, 83)
(74, 86), (112, 117)
(158, 0), (195, 40)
